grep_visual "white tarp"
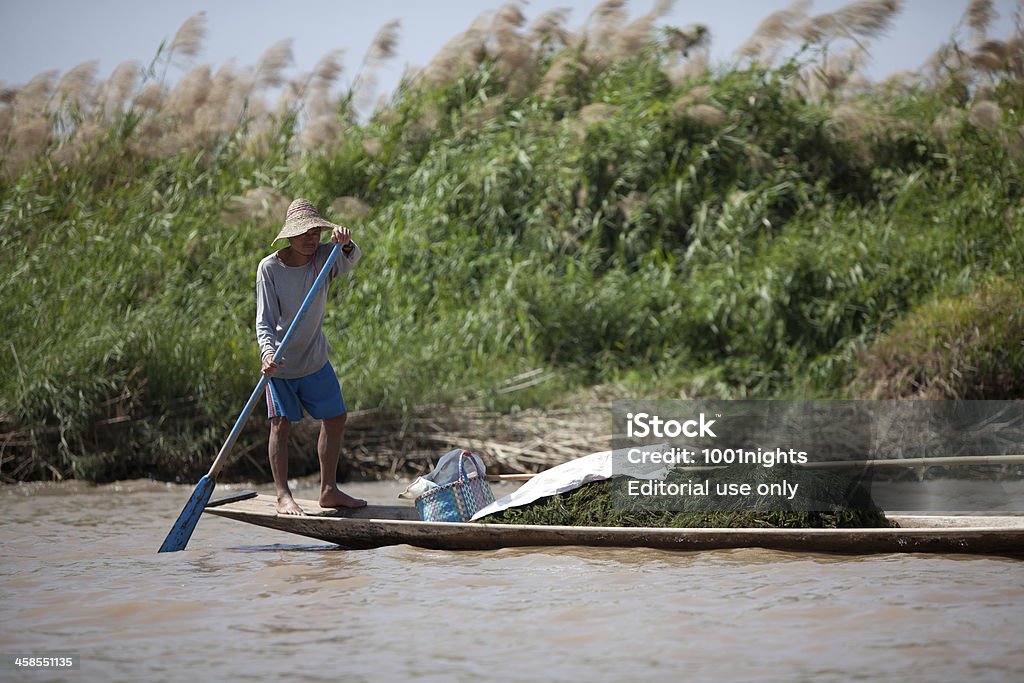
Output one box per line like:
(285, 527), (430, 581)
(470, 446), (669, 521)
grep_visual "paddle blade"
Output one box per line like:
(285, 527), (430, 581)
(158, 475), (216, 553)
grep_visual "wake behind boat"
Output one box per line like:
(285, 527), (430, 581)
(203, 493), (1024, 557)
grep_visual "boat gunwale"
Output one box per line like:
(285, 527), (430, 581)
(202, 495), (1024, 556)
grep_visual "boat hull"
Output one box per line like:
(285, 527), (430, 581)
(204, 495), (1024, 556)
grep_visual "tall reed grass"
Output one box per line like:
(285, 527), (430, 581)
(1, 1), (1022, 481)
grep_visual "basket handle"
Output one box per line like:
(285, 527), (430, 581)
(457, 450), (479, 482)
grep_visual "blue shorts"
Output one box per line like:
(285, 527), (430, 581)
(265, 361), (346, 421)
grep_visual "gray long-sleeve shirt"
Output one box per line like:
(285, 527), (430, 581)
(255, 242), (361, 379)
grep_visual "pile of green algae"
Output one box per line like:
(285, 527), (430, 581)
(479, 464), (893, 528)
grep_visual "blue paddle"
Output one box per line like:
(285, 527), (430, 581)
(159, 243), (343, 552)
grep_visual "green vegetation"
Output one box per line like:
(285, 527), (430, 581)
(854, 276), (1024, 398)
(481, 465), (892, 528)
(1, 2), (1022, 482)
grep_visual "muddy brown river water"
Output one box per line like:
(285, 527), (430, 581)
(2, 478), (1022, 682)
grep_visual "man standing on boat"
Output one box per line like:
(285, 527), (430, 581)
(256, 198), (367, 515)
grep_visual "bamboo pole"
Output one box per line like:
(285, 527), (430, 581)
(806, 454), (1024, 469)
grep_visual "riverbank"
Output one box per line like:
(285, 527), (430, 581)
(3, 4), (1021, 483)
(1, 400), (611, 483)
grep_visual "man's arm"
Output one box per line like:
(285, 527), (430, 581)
(255, 270), (283, 375)
(326, 225), (362, 276)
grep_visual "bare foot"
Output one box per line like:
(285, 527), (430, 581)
(319, 487), (367, 509)
(276, 494), (305, 516)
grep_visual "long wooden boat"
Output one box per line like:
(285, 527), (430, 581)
(203, 493), (1024, 556)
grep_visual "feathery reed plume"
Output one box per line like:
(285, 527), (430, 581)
(665, 24), (710, 55)
(311, 49), (346, 91)
(458, 93), (507, 135)
(529, 7), (573, 48)
(362, 137), (382, 157)
(813, 47), (869, 95)
(968, 99), (1001, 131)
(878, 69), (918, 94)
(6, 119), (50, 176)
(170, 12), (207, 60)
(798, 0), (903, 46)
(495, 2), (527, 30)
(932, 108), (962, 142)
(188, 61), (241, 143)
(827, 101), (900, 164)
(797, 11), (833, 42)
(303, 82), (334, 120)
(14, 119), (49, 147)
(13, 70), (58, 118)
(255, 39), (294, 89)
(331, 196), (372, 221)
(670, 98), (688, 118)
(829, 102), (868, 135)
(971, 39), (1010, 71)
(133, 82), (166, 111)
(670, 84), (712, 116)
(352, 18), (401, 110)
(835, 0), (903, 40)
(166, 65), (212, 124)
(297, 114), (343, 150)
(225, 187), (291, 225)
(684, 84), (712, 104)
(203, 61), (240, 123)
(586, 0), (629, 29)
(52, 120), (104, 167)
(153, 63), (214, 153)
(96, 61), (140, 122)
(422, 14), (489, 86)
(736, 0), (811, 59)
(685, 103), (726, 126)
(612, 0), (677, 61)
(538, 50), (591, 99)
(489, 4), (536, 97)
(664, 48), (709, 86)
(367, 19), (402, 65)
(1008, 35), (1024, 78)
(976, 83), (995, 100)
(584, 0), (630, 64)
(965, 0), (996, 45)
(401, 103), (440, 147)
(55, 60), (99, 108)
(0, 102), (13, 144)
(921, 41), (972, 88)
(579, 103), (619, 125)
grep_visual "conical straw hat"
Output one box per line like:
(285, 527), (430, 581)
(273, 198), (340, 244)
